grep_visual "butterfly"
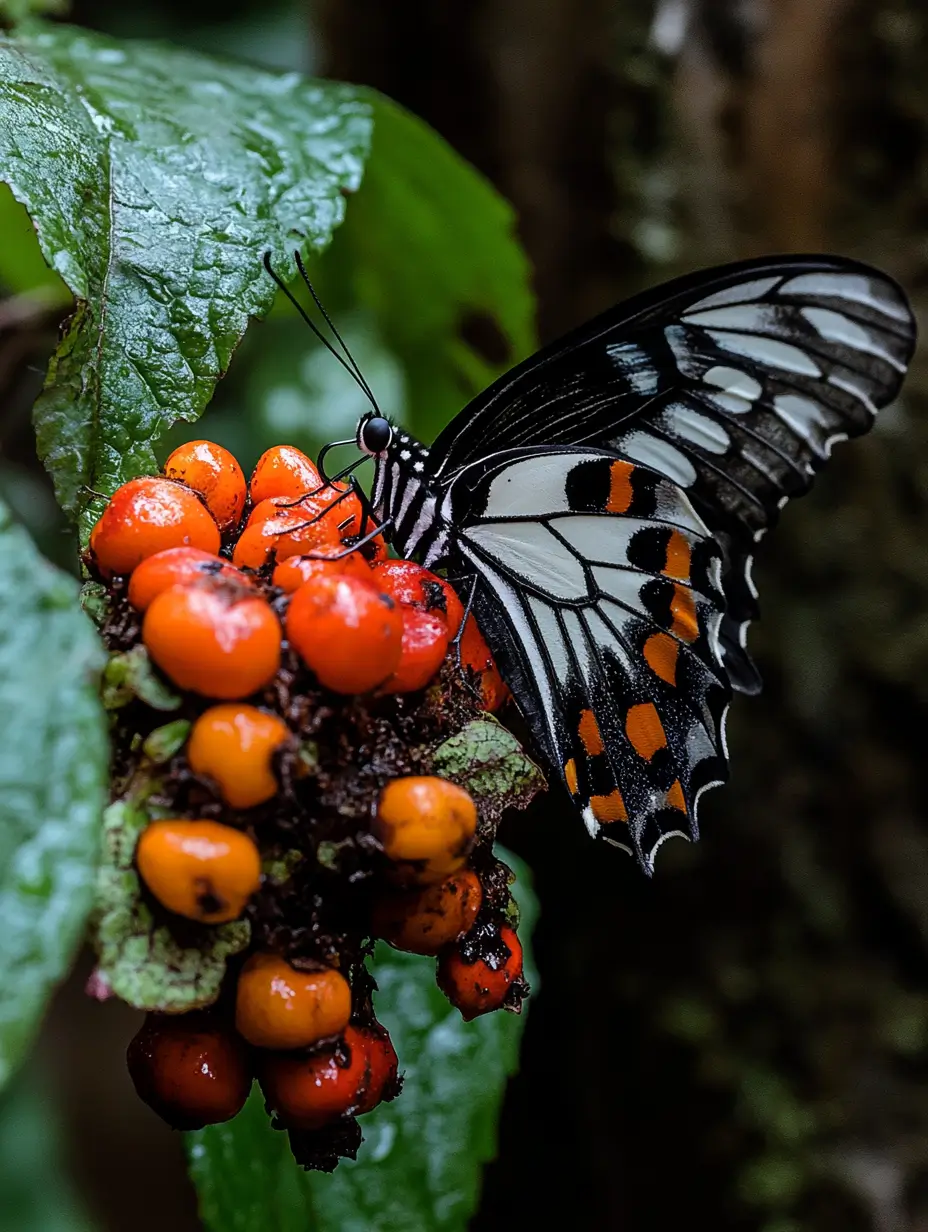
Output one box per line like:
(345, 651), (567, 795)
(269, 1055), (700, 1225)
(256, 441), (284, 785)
(274, 253), (917, 872)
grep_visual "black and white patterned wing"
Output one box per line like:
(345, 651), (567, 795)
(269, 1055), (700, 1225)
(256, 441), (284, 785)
(431, 256), (916, 692)
(447, 447), (731, 871)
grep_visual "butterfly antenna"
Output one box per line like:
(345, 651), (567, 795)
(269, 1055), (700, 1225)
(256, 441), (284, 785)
(262, 252), (380, 415)
(293, 250), (381, 413)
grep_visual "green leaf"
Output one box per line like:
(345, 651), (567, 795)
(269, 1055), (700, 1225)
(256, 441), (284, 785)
(0, 23), (371, 537)
(431, 717), (546, 820)
(317, 91), (537, 443)
(93, 796), (250, 1011)
(101, 645), (181, 712)
(187, 848), (538, 1232)
(0, 1064), (97, 1232)
(141, 718), (190, 764)
(0, 500), (108, 1092)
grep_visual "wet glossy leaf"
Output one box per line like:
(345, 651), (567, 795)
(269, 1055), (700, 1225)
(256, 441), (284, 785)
(0, 501), (108, 1091)
(187, 849), (538, 1232)
(0, 23), (371, 538)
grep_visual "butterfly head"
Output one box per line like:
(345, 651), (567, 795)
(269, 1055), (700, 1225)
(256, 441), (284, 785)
(357, 413), (393, 457)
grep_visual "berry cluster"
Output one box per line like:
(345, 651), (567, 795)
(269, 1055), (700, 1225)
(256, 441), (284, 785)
(87, 440), (531, 1170)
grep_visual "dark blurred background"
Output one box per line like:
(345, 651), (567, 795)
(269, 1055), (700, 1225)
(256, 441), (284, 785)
(4, 1), (928, 1229)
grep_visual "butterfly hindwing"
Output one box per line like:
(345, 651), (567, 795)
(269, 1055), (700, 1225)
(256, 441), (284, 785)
(449, 447), (730, 869)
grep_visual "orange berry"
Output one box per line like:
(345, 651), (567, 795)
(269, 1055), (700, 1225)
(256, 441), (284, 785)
(250, 445), (322, 505)
(355, 1023), (399, 1114)
(136, 819), (261, 923)
(374, 776), (477, 886)
(372, 560), (465, 637)
(127, 546), (249, 611)
(380, 607), (449, 694)
(259, 1028), (371, 1129)
(437, 925), (525, 1021)
(127, 1011), (253, 1130)
(286, 574), (403, 694)
(188, 705), (291, 809)
(89, 476), (220, 576)
(163, 440), (246, 533)
(143, 581), (281, 698)
(235, 954), (352, 1050)
(460, 617), (509, 711)
(272, 548), (372, 594)
(371, 868), (482, 955)
(233, 502), (341, 571)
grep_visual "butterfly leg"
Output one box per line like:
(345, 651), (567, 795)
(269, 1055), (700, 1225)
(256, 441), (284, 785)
(444, 572), (485, 704)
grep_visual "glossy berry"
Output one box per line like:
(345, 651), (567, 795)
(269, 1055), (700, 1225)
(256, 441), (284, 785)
(187, 705), (291, 809)
(163, 440), (246, 533)
(459, 617), (509, 711)
(127, 546), (248, 612)
(380, 608), (449, 695)
(250, 445), (322, 505)
(272, 548), (372, 594)
(233, 499), (341, 571)
(235, 954), (352, 1050)
(355, 1023), (400, 1114)
(127, 1011), (252, 1130)
(437, 925), (525, 1021)
(136, 819), (261, 923)
(89, 476), (220, 576)
(286, 574), (403, 694)
(259, 1026), (370, 1129)
(372, 560), (465, 637)
(371, 868), (482, 955)
(374, 775), (478, 886)
(143, 580), (281, 698)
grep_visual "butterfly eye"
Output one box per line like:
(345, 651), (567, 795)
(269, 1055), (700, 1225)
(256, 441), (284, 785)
(358, 416), (393, 455)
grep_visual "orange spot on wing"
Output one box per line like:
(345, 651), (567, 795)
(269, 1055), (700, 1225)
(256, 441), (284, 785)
(643, 632), (679, 685)
(606, 461), (635, 513)
(590, 789), (627, 823)
(666, 780), (686, 812)
(564, 758), (578, 795)
(625, 702), (667, 761)
(670, 584), (699, 642)
(578, 709), (604, 756)
(663, 531), (691, 581)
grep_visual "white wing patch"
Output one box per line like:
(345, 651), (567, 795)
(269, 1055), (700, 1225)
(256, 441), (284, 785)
(619, 430), (697, 487)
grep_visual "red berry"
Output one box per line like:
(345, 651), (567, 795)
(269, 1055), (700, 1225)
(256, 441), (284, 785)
(127, 1011), (253, 1130)
(127, 547), (249, 611)
(250, 445), (323, 505)
(380, 607), (450, 694)
(89, 476), (220, 576)
(459, 617), (509, 711)
(372, 560), (464, 636)
(271, 547), (372, 594)
(437, 925), (525, 1021)
(142, 580), (281, 698)
(285, 574), (403, 693)
(163, 440), (246, 533)
(259, 1026), (370, 1129)
(355, 1023), (399, 1114)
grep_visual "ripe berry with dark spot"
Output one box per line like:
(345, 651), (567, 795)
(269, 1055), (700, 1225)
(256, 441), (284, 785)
(374, 775), (477, 886)
(142, 579), (281, 698)
(187, 704), (291, 809)
(355, 1023), (400, 1113)
(127, 546), (248, 611)
(286, 574), (403, 694)
(437, 924), (525, 1021)
(235, 954), (352, 1050)
(372, 560), (465, 636)
(459, 617), (509, 711)
(89, 476), (220, 577)
(163, 440), (246, 533)
(136, 819), (261, 923)
(371, 868), (482, 955)
(127, 1011), (253, 1130)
